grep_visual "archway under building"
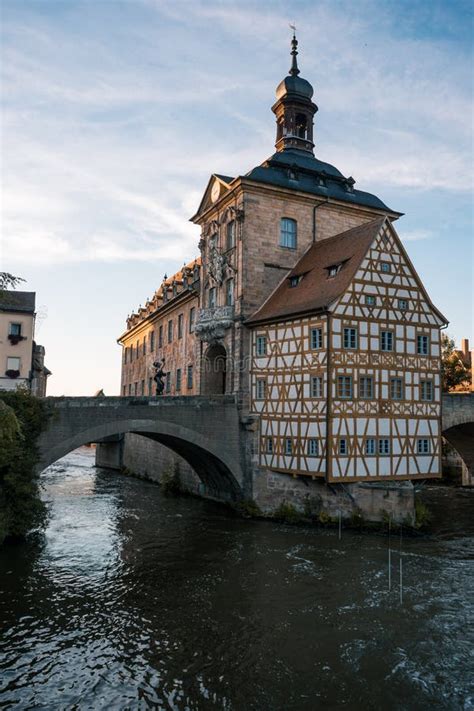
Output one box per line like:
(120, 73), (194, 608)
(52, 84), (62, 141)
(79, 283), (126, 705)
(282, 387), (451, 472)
(202, 343), (227, 395)
(442, 422), (474, 487)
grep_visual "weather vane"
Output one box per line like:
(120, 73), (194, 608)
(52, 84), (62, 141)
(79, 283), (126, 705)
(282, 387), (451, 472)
(289, 22), (297, 35)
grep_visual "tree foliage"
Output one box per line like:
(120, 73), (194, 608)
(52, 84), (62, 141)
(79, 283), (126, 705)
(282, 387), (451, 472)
(0, 389), (50, 544)
(0, 272), (25, 293)
(441, 334), (471, 392)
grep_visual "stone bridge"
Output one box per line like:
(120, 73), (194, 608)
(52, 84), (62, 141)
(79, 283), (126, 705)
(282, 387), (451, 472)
(38, 393), (474, 504)
(441, 393), (474, 486)
(38, 395), (250, 501)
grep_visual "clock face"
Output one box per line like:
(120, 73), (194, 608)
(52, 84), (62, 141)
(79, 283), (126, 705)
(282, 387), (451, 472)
(211, 180), (221, 203)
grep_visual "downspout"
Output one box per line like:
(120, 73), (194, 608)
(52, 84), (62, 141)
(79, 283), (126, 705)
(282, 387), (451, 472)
(312, 198), (329, 243)
(325, 311), (332, 481)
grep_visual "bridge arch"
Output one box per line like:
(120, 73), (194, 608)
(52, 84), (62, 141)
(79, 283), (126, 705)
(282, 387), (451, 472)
(38, 411), (245, 501)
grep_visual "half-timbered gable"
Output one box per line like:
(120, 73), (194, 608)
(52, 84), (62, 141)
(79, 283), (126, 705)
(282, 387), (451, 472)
(248, 218), (448, 483)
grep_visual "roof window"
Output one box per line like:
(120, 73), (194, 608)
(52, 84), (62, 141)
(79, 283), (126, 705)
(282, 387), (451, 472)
(289, 275), (303, 288)
(326, 263), (343, 278)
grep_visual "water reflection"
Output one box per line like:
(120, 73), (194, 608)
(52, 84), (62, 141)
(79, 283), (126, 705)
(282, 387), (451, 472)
(0, 448), (473, 710)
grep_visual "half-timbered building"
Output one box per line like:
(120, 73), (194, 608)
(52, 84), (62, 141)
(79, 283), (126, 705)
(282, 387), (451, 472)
(248, 217), (447, 482)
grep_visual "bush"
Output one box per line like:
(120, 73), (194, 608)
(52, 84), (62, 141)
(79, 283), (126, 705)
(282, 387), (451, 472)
(273, 501), (304, 524)
(414, 500), (431, 529)
(235, 499), (262, 518)
(0, 389), (51, 544)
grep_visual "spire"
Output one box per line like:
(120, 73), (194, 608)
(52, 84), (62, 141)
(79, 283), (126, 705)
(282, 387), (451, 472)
(289, 30), (300, 77)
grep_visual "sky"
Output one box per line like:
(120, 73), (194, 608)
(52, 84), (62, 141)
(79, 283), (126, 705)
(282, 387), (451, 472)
(1, 0), (472, 396)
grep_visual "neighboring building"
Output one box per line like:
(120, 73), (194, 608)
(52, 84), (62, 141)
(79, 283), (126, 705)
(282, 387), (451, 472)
(0, 290), (51, 394)
(118, 34), (447, 488)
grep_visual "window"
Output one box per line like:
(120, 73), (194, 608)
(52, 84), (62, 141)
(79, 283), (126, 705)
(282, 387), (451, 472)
(420, 380), (433, 401)
(124, 347), (128, 364)
(295, 113), (307, 139)
(123, 385), (126, 397)
(189, 307), (196, 333)
(359, 376), (373, 399)
(398, 299), (408, 311)
(143, 338), (146, 356)
(256, 379), (266, 400)
(327, 264), (342, 278)
(187, 365), (193, 390)
(417, 335), (430, 355)
(141, 379), (145, 395)
(136, 340), (140, 359)
(311, 376), (323, 398)
(165, 372), (171, 393)
(365, 295), (376, 306)
(289, 275), (303, 288)
(380, 331), (394, 352)
(381, 262), (391, 273)
(337, 375), (352, 399)
(339, 438), (348, 455)
(128, 383), (132, 396)
(365, 438), (376, 456)
(176, 368), (182, 392)
(9, 323), (21, 336)
(256, 335), (267, 356)
(148, 377), (153, 395)
(134, 382), (138, 396)
(311, 328), (323, 349)
(226, 220), (235, 250)
(149, 331), (155, 352)
(6, 356), (20, 371)
(308, 439), (319, 457)
(343, 327), (358, 349)
(390, 378), (404, 400)
(417, 439), (430, 454)
(379, 439), (390, 455)
(285, 438), (293, 455)
(226, 278), (234, 306)
(280, 217), (297, 249)
(266, 437), (273, 454)
(168, 320), (173, 343)
(178, 314), (184, 339)
(158, 325), (163, 348)
(208, 287), (217, 308)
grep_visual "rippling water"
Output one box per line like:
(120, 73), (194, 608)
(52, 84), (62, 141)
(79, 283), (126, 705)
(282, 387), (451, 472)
(1, 448), (473, 710)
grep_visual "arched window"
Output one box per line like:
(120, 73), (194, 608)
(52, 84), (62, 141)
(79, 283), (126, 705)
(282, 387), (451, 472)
(280, 218), (297, 249)
(295, 114), (307, 139)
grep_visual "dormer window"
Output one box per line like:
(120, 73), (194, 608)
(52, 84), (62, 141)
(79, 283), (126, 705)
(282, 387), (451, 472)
(289, 275), (303, 288)
(327, 263), (342, 278)
(172, 283), (178, 297)
(288, 168), (298, 181)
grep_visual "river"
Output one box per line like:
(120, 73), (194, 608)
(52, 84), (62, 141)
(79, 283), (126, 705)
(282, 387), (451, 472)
(0, 448), (473, 710)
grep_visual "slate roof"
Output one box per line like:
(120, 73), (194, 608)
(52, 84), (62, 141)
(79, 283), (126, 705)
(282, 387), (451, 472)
(0, 290), (36, 313)
(247, 218), (386, 325)
(244, 150), (399, 214)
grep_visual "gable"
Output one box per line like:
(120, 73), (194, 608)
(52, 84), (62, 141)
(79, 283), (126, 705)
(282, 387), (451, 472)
(332, 220), (448, 327)
(191, 174), (235, 221)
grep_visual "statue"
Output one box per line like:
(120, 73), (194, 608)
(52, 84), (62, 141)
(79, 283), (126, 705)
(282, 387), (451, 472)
(153, 358), (166, 396)
(208, 245), (226, 286)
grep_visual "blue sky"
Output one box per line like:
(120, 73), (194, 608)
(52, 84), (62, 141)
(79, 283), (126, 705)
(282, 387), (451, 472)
(1, 0), (472, 395)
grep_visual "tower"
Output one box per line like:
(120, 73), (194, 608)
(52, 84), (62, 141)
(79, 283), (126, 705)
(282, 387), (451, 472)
(272, 33), (318, 154)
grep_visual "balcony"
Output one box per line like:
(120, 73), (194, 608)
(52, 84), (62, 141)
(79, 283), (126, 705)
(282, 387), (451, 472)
(195, 306), (234, 343)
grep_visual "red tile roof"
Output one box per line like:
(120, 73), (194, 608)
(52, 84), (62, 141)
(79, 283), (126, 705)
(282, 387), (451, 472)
(247, 218), (386, 325)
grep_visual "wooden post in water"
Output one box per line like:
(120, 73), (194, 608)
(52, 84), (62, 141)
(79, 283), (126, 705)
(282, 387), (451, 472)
(399, 524), (403, 605)
(388, 515), (391, 592)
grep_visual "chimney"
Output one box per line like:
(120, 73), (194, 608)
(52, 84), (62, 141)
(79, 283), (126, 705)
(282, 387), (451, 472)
(461, 338), (469, 360)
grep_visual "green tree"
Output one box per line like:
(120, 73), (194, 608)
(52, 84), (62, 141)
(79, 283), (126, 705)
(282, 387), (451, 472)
(0, 272), (25, 293)
(441, 334), (471, 391)
(0, 389), (50, 544)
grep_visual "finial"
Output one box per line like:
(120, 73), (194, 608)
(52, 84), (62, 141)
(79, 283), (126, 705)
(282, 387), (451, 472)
(289, 24), (299, 76)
